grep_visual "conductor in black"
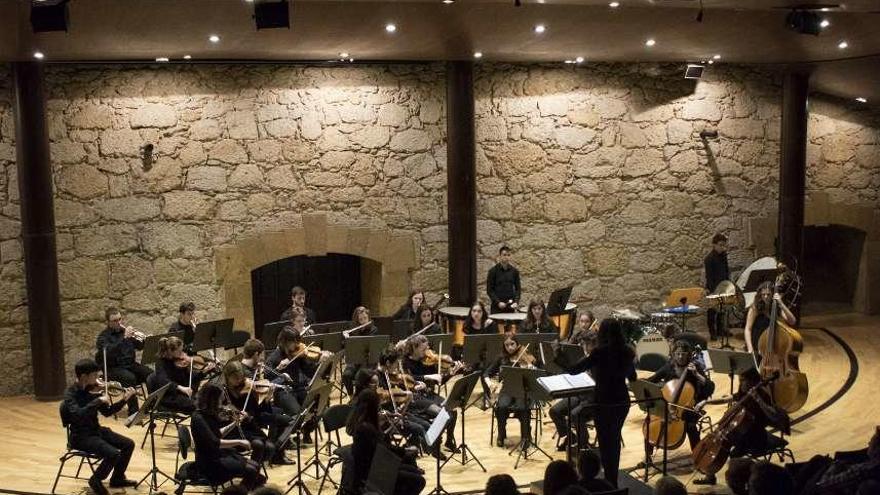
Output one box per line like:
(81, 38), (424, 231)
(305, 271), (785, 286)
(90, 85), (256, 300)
(487, 245), (521, 315)
(704, 233), (730, 341)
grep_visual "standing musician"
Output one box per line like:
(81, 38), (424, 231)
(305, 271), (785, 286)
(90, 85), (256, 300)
(646, 340), (716, 484)
(148, 335), (216, 414)
(393, 290), (425, 321)
(280, 286), (317, 325)
(95, 307), (151, 417)
(342, 306), (379, 395)
(555, 319), (637, 488)
(412, 304), (442, 335)
(744, 281), (796, 357)
(483, 334), (542, 448)
(549, 332), (595, 451)
(704, 233), (730, 341)
(62, 359), (138, 495)
(521, 299), (559, 334)
(487, 245), (521, 314)
(566, 311), (598, 347)
(222, 361), (278, 466)
(190, 383), (267, 490)
(168, 302), (198, 348)
(347, 389), (427, 495)
(401, 335), (460, 453)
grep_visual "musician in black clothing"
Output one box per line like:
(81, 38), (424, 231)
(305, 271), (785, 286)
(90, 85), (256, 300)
(168, 302), (197, 347)
(342, 306), (379, 395)
(280, 286), (317, 324)
(412, 304), (442, 335)
(729, 368), (791, 459)
(393, 290), (425, 321)
(62, 359), (138, 495)
(484, 334), (543, 448)
(549, 334), (594, 452)
(190, 383), (266, 490)
(148, 336), (215, 414)
(95, 307), (151, 416)
(401, 335), (459, 452)
(566, 311), (597, 348)
(463, 301), (497, 336)
(744, 282), (796, 357)
(704, 233), (730, 341)
(521, 299), (559, 334)
(556, 319), (637, 488)
(222, 361), (277, 465)
(487, 245), (521, 314)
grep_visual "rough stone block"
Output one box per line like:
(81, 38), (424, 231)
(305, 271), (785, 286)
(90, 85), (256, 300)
(56, 164), (109, 199)
(187, 166), (228, 192)
(142, 223), (203, 258)
(163, 190), (213, 219)
(95, 197), (161, 222)
(130, 103), (177, 128)
(59, 258), (108, 299)
(74, 224), (139, 256)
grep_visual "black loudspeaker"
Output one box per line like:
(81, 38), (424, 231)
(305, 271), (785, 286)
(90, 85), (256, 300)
(254, 0), (290, 30)
(684, 64), (704, 80)
(31, 0), (70, 33)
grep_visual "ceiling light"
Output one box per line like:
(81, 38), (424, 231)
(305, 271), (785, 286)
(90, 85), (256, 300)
(385, 23), (397, 33)
(856, 97), (867, 103)
(339, 52), (349, 58)
(208, 34), (220, 43)
(155, 57), (169, 62)
(820, 19), (830, 28)
(474, 51), (483, 59)
(838, 40), (848, 49)
(183, 55), (192, 60)
(708, 60), (714, 65)
(645, 38), (656, 47)
(33, 51), (45, 60)
(712, 54), (721, 60)
(820, 7), (830, 12)
(443, 0), (454, 3)
(609, 2), (620, 7)
(564, 60), (575, 64)
(575, 56), (584, 63)
(534, 24), (546, 34)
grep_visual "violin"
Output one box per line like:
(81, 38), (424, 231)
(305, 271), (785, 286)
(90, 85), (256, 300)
(422, 349), (465, 377)
(642, 353), (698, 450)
(174, 354), (220, 372)
(756, 276), (808, 413)
(86, 379), (128, 398)
(511, 343), (537, 368)
(238, 377), (287, 405)
(289, 342), (323, 362)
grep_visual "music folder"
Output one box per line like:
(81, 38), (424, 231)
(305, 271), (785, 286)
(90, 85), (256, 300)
(537, 372), (595, 397)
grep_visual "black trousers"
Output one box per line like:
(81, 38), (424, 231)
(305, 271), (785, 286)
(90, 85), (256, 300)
(108, 363), (152, 414)
(394, 464), (426, 495)
(412, 395), (457, 445)
(595, 404), (630, 488)
(198, 451), (265, 490)
(232, 424), (275, 464)
(70, 427), (134, 482)
(273, 388), (302, 418)
(495, 394), (531, 443)
(549, 394), (594, 445)
(706, 308), (725, 338)
(160, 390), (196, 415)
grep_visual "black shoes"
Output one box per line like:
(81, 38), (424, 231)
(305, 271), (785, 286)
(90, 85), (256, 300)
(89, 477), (109, 495)
(694, 474), (717, 485)
(109, 478), (138, 488)
(557, 435), (568, 452)
(272, 455), (296, 466)
(444, 440), (460, 453)
(496, 436), (505, 447)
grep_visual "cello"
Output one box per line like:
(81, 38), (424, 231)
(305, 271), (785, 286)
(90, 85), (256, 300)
(642, 363), (696, 450)
(756, 277), (808, 413)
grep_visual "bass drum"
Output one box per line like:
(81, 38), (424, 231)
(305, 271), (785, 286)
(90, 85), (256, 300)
(635, 331), (671, 360)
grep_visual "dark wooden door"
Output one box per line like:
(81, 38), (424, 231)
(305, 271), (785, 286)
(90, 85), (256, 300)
(802, 225), (865, 305)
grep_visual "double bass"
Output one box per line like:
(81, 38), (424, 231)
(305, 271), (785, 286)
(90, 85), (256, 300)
(756, 277), (808, 413)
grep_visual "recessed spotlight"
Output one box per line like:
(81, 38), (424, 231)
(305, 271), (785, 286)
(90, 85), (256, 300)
(33, 51), (45, 60)
(534, 24), (546, 34)
(183, 55), (192, 60)
(339, 52), (349, 58)
(575, 56), (584, 63)
(208, 34), (220, 43)
(820, 19), (830, 28)
(856, 97), (867, 103)
(348, 58), (355, 62)
(564, 60), (575, 64)
(442, 0), (454, 3)
(708, 60), (714, 65)
(645, 38), (656, 47)
(712, 54), (721, 60)
(155, 57), (169, 62)
(385, 23), (397, 33)
(474, 51), (483, 59)
(838, 40), (848, 49)
(609, 1), (620, 7)
(820, 7), (830, 12)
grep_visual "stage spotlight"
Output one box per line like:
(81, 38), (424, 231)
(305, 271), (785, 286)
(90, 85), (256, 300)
(31, 0), (70, 33)
(786, 10), (822, 36)
(254, 0), (290, 30)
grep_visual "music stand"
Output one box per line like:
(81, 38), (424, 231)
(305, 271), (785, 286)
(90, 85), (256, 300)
(706, 349), (755, 397)
(515, 333), (558, 350)
(439, 371), (485, 472)
(373, 316), (394, 336)
(628, 380), (668, 482)
(262, 320), (291, 349)
(214, 320), (234, 349)
(743, 269), (778, 293)
(462, 334), (505, 370)
(140, 332), (183, 366)
(283, 382), (334, 495)
(426, 333), (454, 354)
(130, 383), (173, 493)
(499, 366), (552, 468)
(546, 286), (573, 316)
(392, 319), (414, 342)
(425, 408), (452, 495)
(344, 335), (389, 367)
(192, 318), (234, 354)
(304, 332), (344, 354)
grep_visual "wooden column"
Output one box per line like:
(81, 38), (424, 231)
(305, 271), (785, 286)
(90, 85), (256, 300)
(777, 71), (809, 283)
(13, 62), (66, 400)
(446, 61), (477, 307)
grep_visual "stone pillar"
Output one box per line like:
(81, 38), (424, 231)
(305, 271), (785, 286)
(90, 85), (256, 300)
(778, 71), (809, 304)
(446, 61), (477, 307)
(12, 62), (66, 400)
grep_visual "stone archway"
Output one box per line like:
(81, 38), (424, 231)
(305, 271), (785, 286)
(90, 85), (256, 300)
(213, 213), (420, 333)
(748, 192), (879, 314)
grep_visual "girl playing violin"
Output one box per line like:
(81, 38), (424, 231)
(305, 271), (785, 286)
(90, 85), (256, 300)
(566, 310), (597, 347)
(401, 335), (460, 453)
(521, 299), (559, 334)
(222, 360), (277, 466)
(744, 281), (796, 357)
(148, 336), (215, 414)
(483, 334), (542, 448)
(190, 383), (267, 490)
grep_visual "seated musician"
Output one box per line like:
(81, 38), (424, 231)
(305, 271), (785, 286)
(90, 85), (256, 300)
(483, 334), (543, 448)
(190, 383), (267, 490)
(222, 360), (278, 466)
(566, 311), (597, 346)
(280, 286), (317, 325)
(148, 335), (215, 414)
(729, 368), (791, 459)
(744, 282), (796, 357)
(521, 300), (559, 334)
(96, 307), (151, 417)
(463, 301), (497, 336)
(347, 389), (427, 495)
(549, 332), (595, 451)
(342, 306), (379, 395)
(393, 290), (425, 321)
(412, 304), (442, 335)
(401, 335), (460, 453)
(646, 340), (716, 484)
(62, 359), (138, 495)
(168, 302), (198, 348)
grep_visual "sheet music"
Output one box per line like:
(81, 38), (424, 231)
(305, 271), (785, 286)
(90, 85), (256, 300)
(425, 408), (450, 447)
(537, 372), (595, 393)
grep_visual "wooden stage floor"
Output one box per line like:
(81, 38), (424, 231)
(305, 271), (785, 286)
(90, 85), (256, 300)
(0, 312), (876, 495)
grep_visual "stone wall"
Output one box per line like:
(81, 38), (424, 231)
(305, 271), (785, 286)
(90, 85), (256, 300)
(472, 63), (786, 315)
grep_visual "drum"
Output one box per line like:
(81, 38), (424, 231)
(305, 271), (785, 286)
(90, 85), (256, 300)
(650, 312), (678, 328)
(438, 306), (470, 346)
(635, 332), (671, 359)
(551, 302), (578, 339)
(489, 312), (526, 334)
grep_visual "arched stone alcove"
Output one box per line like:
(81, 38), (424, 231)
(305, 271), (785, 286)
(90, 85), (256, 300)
(213, 213), (420, 333)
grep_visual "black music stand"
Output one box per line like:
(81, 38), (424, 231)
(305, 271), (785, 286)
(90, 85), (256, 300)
(537, 372), (595, 463)
(310, 320), (349, 334)
(372, 316), (394, 336)
(439, 371), (485, 472)
(192, 318), (234, 354)
(129, 383), (173, 494)
(743, 269), (778, 293)
(261, 319), (291, 349)
(392, 319), (414, 342)
(344, 335), (390, 367)
(499, 366), (552, 468)
(140, 332), (184, 366)
(425, 408), (452, 495)
(546, 286), (573, 316)
(707, 349), (755, 397)
(304, 332), (344, 354)
(283, 381), (334, 495)
(628, 380), (668, 482)
(710, 296), (735, 350)
(426, 333), (454, 355)
(462, 334), (505, 369)
(515, 333), (558, 351)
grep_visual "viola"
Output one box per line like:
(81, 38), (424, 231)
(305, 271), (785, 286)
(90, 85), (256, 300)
(756, 277), (808, 413)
